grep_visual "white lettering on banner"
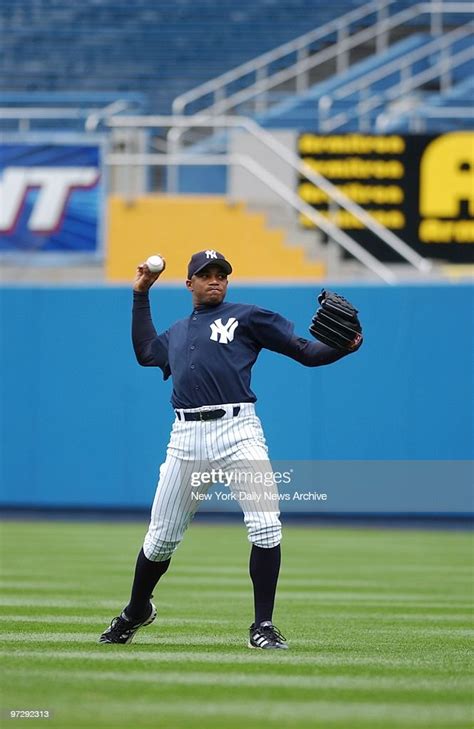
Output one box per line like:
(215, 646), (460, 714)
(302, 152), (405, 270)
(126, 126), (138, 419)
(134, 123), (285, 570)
(0, 167), (99, 233)
(209, 317), (239, 344)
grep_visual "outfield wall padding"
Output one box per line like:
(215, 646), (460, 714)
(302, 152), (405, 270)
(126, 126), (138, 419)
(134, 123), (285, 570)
(0, 284), (472, 509)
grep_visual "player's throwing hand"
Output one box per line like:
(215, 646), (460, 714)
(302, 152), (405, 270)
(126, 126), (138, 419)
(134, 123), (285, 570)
(133, 257), (166, 293)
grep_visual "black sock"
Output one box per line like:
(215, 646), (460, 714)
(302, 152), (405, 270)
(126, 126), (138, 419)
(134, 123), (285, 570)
(125, 548), (171, 621)
(249, 544), (281, 626)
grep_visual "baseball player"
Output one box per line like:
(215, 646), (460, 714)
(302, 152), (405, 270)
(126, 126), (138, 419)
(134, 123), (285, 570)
(99, 249), (362, 649)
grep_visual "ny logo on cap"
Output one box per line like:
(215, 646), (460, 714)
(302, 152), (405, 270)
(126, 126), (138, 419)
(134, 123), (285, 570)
(210, 317), (239, 344)
(205, 249), (218, 259)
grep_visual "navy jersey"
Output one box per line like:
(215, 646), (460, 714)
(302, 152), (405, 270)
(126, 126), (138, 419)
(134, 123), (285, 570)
(132, 292), (347, 408)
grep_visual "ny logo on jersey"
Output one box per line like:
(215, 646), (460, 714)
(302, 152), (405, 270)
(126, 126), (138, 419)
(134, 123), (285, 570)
(210, 317), (239, 344)
(205, 249), (218, 259)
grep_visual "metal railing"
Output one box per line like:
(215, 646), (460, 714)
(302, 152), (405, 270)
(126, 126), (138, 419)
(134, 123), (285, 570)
(172, 0), (395, 116)
(327, 42), (474, 131)
(377, 105), (474, 132)
(168, 3), (472, 178)
(0, 101), (134, 132)
(319, 21), (474, 131)
(165, 3), (424, 185)
(106, 114), (432, 280)
(172, 1), (470, 118)
(0, 108), (87, 132)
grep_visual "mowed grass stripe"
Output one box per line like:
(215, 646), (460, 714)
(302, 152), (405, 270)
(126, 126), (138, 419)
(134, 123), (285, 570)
(2, 626), (473, 642)
(1, 691), (471, 727)
(74, 698), (470, 725)
(2, 595), (470, 611)
(4, 522), (469, 554)
(0, 598), (171, 609)
(2, 577), (471, 596)
(2, 648), (471, 670)
(2, 565), (472, 581)
(0, 577), (414, 588)
(1, 612), (473, 627)
(0, 614), (233, 626)
(4, 666), (473, 692)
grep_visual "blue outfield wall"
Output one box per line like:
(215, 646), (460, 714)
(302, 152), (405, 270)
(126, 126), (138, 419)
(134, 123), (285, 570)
(0, 283), (473, 510)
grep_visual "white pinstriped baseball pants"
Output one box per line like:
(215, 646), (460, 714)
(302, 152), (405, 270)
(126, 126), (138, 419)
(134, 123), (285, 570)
(143, 403), (282, 561)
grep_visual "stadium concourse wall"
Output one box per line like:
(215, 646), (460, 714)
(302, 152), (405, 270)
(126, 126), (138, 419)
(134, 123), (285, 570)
(0, 283), (472, 518)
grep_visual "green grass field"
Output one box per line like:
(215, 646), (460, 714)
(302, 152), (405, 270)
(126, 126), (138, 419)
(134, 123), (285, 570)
(1, 521), (472, 729)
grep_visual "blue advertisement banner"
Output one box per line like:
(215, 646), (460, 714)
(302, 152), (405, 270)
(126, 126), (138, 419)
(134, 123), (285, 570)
(0, 140), (103, 254)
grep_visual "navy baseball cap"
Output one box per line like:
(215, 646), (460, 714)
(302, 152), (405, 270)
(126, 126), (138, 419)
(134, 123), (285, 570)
(187, 249), (232, 278)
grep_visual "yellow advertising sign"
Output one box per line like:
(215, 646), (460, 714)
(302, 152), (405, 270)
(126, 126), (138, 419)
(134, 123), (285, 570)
(298, 132), (474, 262)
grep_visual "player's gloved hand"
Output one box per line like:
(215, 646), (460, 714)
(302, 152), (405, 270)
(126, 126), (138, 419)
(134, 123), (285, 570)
(133, 258), (166, 293)
(309, 289), (363, 351)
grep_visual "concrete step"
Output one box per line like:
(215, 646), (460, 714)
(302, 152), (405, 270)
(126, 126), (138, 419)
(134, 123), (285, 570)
(246, 202), (347, 274)
(246, 202), (323, 247)
(244, 202), (459, 282)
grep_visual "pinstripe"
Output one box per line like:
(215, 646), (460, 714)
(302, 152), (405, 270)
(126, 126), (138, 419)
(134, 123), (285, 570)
(144, 404), (281, 560)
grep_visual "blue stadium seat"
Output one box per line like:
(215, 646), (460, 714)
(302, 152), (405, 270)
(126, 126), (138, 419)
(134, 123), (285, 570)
(2, 0), (470, 115)
(0, 0), (344, 111)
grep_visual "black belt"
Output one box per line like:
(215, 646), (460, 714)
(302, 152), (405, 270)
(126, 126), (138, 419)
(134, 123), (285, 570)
(177, 406), (241, 422)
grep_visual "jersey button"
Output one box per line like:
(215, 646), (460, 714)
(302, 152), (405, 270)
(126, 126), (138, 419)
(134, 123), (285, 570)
(190, 365), (195, 369)
(194, 385), (200, 390)
(190, 345), (196, 350)
(192, 316), (197, 321)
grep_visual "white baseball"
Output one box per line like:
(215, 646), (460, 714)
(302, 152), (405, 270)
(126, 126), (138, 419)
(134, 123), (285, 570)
(146, 255), (164, 273)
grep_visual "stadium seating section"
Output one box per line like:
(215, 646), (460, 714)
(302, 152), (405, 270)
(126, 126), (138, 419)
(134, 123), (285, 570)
(1, 0), (471, 117)
(0, 0), (363, 112)
(257, 31), (474, 131)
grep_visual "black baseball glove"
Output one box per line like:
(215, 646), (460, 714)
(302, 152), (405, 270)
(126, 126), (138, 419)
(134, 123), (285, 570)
(309, 290), (363, 351)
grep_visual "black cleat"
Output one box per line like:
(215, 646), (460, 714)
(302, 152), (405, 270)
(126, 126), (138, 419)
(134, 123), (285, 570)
(248, 621), (288, 650)
(99, 603), (157, 644)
